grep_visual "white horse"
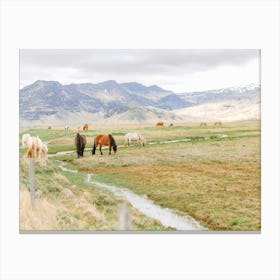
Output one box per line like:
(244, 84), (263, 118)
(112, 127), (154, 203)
(124, 133), (146, 147)
(65, 125), (69, 131)
(21, 134), (47, 160)
(40, 143), (48, 161)
(22, 133), (31, 148)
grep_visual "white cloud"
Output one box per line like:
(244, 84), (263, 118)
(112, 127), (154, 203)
(20, 49), (260, 92)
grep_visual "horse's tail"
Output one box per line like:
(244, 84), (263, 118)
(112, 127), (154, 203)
(108, 134), (117, 152)
(92, 138), (96, 155)
(76, 133), (82, 155)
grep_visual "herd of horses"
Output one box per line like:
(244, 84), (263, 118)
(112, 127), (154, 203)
(200, 121), (222, 126)
(74, 133), (119, 158)
(75, 132), (145, 158)
(21, 130), (146, 160)
(156, 121), (173, 127)
(22, 121), (223, 160)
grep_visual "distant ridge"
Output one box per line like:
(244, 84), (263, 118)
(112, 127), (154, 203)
(19, 80), (260, 125)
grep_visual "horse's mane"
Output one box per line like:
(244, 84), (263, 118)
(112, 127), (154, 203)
(108, 134), (117, 151)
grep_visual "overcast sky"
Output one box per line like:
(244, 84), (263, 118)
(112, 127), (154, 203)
(20, 49), (260, 92)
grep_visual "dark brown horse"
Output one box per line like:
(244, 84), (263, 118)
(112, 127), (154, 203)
(92, 134), (117, 155)
(75, 133), (86, 158)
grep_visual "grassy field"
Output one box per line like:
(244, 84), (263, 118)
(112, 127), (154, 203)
(19, 121), (261, 231)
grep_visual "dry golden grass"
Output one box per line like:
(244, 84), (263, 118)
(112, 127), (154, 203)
(20, 121), (260, 231)
(69, 132), (260, 231)
(20, 187), (58, 230)
(19, 158), (170, 231)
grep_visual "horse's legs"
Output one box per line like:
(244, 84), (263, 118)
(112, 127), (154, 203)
(99, 144), (103, 155)
(109, 145), (112, 155)
(37, 147), (41, 160)
(26, 148), (32, 158)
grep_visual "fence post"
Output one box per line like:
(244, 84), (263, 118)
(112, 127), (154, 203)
(29, 158), (35, 210)
(118, 202), (131, 230)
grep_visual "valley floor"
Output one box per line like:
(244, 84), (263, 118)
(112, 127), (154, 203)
(19, 121), (261, 231)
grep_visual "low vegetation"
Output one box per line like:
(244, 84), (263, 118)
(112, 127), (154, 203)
(20, 121), (261, 231)
(19, 159), (171, 231)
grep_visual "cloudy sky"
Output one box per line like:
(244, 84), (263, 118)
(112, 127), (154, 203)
(20, 49), (260, 92)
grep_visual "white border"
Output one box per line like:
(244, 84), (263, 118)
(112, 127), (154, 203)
(1, 1), (279, 279)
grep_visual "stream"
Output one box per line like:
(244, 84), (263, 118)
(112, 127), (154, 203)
(56, 161), (206, 231)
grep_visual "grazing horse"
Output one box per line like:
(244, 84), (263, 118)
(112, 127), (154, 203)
(22, 134), (43, 159)
(75, 133), (87, 158)
(65, 125), (69, 131)
(92, 134), (117, 155)
(156, 121), (164, 126)
(40, 143), (48, 161)
(200, 122), (207, 126)
(22, 133), (31, 148)
(83, 124), (89, 131)
(22, 134), (48, 160)
(124, 133), (146, 147)
(48, 125), (52, 129)
(214, 121), (222, 126)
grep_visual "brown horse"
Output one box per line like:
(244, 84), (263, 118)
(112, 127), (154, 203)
(156, 121), (164, 126)
(75, 133), (86, 158)
(83, 124), (89, 131)
(92, 134), (117, 155)
(214, 121), (222, 126)
(200, 122), (207, 126)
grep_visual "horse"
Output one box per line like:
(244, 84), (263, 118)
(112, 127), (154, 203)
(92, 134), (117, 155)
(40, 143), (48, 161)
(21, 134), (43, 159)
(75, 133), (86, 158)
(214, 121), (222, 126)
(124, 133), (146, 147)
(22, 133), (31, 148)
(156, 121), (164, 126)
(65, 125), (69, 131)
(200, 122), (207, 126)
(83, 124), (89, 131)
(48, 125), (52, 129)
(169, 123), (174, 127)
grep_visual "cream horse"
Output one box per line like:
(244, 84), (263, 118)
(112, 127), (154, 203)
(21, 134), (47, 160)
(124, 133), (146, 147)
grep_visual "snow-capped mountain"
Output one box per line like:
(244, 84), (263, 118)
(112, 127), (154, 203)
(19, 80), (260, 125)
(177, 84), (260, 105)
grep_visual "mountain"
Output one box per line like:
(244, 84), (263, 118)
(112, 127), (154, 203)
(19, 80), (190, 125)
(19, 80), (260, 125)
(174, 98), (260, 122)
(177, 84), (260, 105)
(174, 84), (260, 121)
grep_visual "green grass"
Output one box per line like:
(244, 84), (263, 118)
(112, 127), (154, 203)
(20, 121), (261, 231)
(19, 158), (172, 231)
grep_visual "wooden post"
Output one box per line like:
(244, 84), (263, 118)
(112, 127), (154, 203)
(29, 158), (35, 210)
(118, 202), (132, 230)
